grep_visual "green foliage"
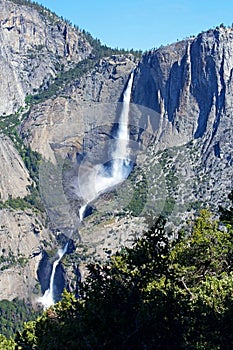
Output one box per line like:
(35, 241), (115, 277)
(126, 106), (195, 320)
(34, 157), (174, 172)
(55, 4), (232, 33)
(21, 11), (142, 105)
(0, 109), (42, 183)
(0, 191), (44, 212)
(0, 197), (30, 211)
(8, 0), (143, 61)
(27, 58), (97, 104)
(0, 298), (38, 339)
(0, 334), (15, 350)
(27, 40), (141, 105)
(0, 109), (44, 211)
(0, 250), (28, 271)
(0, 112), (23, 138)
(21, 148), (42, 185)
(14, 209), (233, 349)
(161, 197), (176, 218)
(0, 250), (17, 271)
(122, 166), (148, 216)
(8, 1), (143, 106)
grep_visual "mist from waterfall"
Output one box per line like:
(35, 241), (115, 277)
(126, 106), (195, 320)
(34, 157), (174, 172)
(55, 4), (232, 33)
(38, 243), (68, 309)
(79, 71), (134, 220)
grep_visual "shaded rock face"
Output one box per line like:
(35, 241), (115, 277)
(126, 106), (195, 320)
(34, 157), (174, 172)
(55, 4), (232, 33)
(0, 3), (138, 302)
(37, 251), (66, 303)
(133, 29), (233, 148)
(0, 0), (91, 115)
(37, 251), (52, 294)
(132, 27), (233, 216)
(0, 209), (54, 301)
(0, 134), (30, 201)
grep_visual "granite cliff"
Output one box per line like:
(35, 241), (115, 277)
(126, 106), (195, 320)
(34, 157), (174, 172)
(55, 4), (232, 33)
(0, 0), (91, 115)
(133, 28), (233, 146)
(0, 135), (30, 201)
(132, 27), (232, 220)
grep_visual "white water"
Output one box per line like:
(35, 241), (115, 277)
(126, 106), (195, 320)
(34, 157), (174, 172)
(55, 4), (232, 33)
(79, 71), (134, 220)
(79, 204), (87, 222)
(38, 243), (68, 309)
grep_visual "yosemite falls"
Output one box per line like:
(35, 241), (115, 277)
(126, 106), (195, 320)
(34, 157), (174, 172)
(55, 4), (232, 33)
(40, 71), (135, 307)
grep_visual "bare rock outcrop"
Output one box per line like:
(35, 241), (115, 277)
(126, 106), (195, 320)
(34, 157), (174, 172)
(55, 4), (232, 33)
(20, 28), (233, 272)
(0, 134), (30, 201)
(0, 208), (54, 301)
(0, 0), (91, 115)
(21, 55), (136, 160)
(133, 27), (233, 150)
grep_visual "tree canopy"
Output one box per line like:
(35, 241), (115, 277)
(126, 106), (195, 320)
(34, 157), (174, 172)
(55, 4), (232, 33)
(12, 209), (233, 350)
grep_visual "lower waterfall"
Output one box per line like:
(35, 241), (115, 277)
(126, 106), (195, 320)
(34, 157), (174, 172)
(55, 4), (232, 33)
(38, 243), (68, 309)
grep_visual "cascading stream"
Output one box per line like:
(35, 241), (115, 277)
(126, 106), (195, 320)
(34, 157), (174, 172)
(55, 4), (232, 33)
(79, 70), (134, 220)
(39, 243), (68, 309)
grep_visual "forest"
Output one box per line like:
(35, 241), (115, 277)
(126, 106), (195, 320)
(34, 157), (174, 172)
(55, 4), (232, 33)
(0, 191), (232, 349)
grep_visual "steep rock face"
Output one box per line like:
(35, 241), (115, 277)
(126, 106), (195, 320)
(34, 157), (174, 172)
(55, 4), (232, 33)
(21, 55), (136, 160)
(132, 27), (233, 213)
(133, 28), (233, 150)
(0, 209), (54, 301)
(0, 134), (30, 201)
(67, 54), (137, 103)
(0, 0), (91, 115)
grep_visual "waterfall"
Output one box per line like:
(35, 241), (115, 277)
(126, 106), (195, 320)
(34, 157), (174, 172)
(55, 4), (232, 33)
(79, 204), (87, 222)
(79, 70), (134, 221)
(39, 243), (68, 309)
(111, 70), (134, 181)
(112, 70), (133, 166)
(39, 71), (134, 308)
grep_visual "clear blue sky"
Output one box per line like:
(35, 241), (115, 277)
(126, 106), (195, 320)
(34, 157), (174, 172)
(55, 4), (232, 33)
(38, 0), (233, 51)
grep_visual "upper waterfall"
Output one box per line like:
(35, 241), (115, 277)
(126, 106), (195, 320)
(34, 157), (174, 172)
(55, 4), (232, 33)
(111, 70), (134, 179)
(78, 71), (135, 221)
